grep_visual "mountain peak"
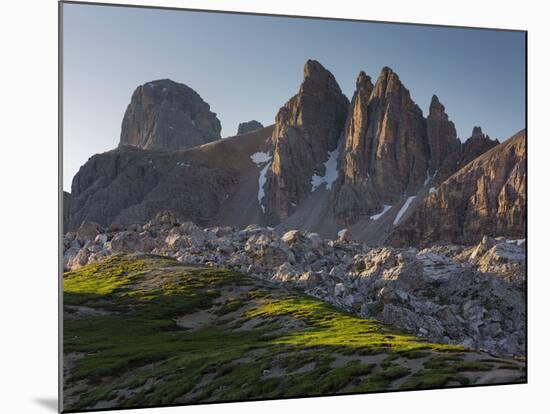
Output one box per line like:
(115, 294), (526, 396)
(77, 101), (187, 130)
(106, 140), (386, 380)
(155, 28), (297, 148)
(460, 126), (499, 166)
(265, 60), (349, 222)
(472, 126), (484, 137)
(304, 59), (329, 80)
(356, 71), (373, 90)
(120, 79), (221, 151)
(429, 94), (444, 112)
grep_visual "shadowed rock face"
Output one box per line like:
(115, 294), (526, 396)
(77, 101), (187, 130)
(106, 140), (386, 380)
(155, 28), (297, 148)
(362, 67), (429, 200)
(119, 79), (221, 151)
(332, 71), (379, 222)
(389, 130), (526, 246)
(66, 60), (524, 246)
(332, 68), (430, 223)
(65, 126), (274, 230)
(460, 126), (499, 167)
(426, 95), (462, 183)
(237, 120), (264, 135)
(263, 60), (349, 223)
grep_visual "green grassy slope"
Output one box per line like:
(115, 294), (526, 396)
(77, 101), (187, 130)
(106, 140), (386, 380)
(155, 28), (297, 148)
(63, 254), (525, 411)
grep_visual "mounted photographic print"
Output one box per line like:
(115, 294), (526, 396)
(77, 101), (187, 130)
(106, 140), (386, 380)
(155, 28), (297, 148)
(60, 1), (527, 412)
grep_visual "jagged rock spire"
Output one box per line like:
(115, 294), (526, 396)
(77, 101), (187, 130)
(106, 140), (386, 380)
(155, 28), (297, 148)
(263, 60), (349, 223)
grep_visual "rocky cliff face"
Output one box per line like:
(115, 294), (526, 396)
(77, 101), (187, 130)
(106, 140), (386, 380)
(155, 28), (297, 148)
(332, 72), (378, 222)
(426, 95), (462, 183)
(263, 60), (349, 222)
(460, 126), (499, 167)
(389, 130), (526, 246)
(333, 68), (430, 223)
(237, 120), (264, 135)
(119, 79), (221, 151)
(66, 126), (273, 230)
(361, 67), (430, 200)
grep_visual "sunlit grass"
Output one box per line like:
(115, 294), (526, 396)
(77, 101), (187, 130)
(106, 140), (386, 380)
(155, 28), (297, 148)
(62, 255), (522, 411)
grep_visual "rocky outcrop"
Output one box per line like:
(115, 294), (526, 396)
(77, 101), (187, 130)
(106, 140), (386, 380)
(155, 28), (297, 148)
(66, 126), (274, 230)
(426, 95), (462, 183)
(64, 216), (525, 356)
(332, 72), (378, 222)
(332, 68), (430, 223)
(389, 130), (526, 246)
(359, 67), (429, 200)
(460, 126), (499, 167)
(237, 120), (264, 135)
(263, 60), (349, 222)
(119, 79), (221, 151)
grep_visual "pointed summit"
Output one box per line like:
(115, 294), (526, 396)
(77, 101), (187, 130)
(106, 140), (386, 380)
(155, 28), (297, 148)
(427, 95), (460, 176)
(356, 71), (373, 91)
(370, 66), (414, 102)
(471, 126), (484, 137)
(332, 66), (429, 223)
(461, 126), (500, 166)
(429, 94), (445, 114)
(264, 60), (349, 222)
(303, 59), (327, 79)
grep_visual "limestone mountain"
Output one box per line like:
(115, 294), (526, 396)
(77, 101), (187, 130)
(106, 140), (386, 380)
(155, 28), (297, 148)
(65, 60), (524, 247)
(389, 129), (526, 246)
(119, 79), (221, 151)
(237, 120), (264, 135)
(263, 60), (349, 223)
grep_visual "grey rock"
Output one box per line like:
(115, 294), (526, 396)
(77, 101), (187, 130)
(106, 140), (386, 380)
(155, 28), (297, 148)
(120, 79), (221, 151)
(237, 120), (264, 135)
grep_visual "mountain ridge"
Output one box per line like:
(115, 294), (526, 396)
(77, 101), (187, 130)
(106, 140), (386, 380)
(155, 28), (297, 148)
(64, 60), (525, 246)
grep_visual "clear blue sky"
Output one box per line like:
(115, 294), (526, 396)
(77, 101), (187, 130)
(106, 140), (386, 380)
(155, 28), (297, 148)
(62, 3), (525, 191)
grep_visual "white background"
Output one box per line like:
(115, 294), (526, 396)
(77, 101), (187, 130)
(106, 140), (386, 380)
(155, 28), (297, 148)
(0, 0), (547, 413)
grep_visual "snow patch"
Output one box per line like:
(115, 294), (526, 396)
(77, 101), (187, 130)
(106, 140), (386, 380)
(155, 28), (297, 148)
(506, 238), (526, 246)
(429, 187), (436, 194)
(393, 196), (416, 225)
(250, 152), (273, 213)
(258, 162), (271, 213)
(423, 170), (431, 186)
(370, 204), (392, 220)
(311, 148), (339, 191)
(424, 169), (438, 186)
(250, 152), (271, 164)
(337, 229), (347, 238)
(176, 161), (190, 167)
